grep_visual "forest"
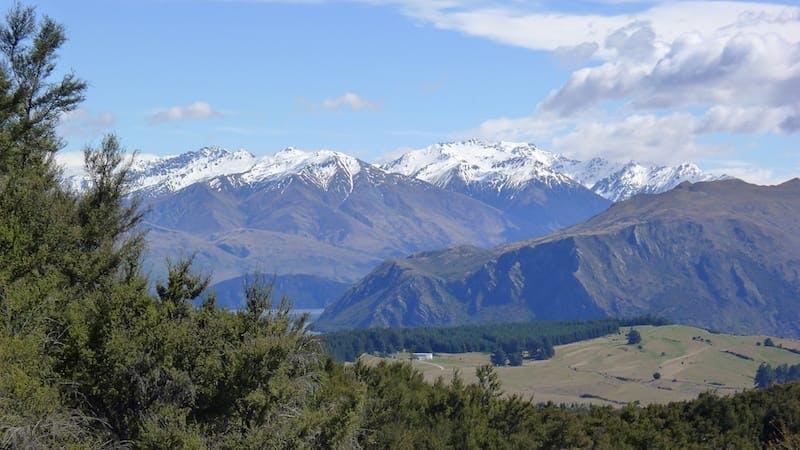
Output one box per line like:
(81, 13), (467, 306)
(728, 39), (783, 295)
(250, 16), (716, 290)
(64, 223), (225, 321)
(755, 362), (800, 389)
(323, 316), (668, 362)
(2, 5), (800, 448)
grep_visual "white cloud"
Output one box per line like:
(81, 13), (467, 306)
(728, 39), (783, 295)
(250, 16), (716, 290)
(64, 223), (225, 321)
(249, 0), (800, 165)
(441, 1), (800, 164)
(541, 33), (800, 116)
(58, 108), (115, 137)
(697, 106), (794, 135)
(705, 160), (781, 185)
(55, 150), (160, 180)
(321, 92), (378, 112)
(553, 42), (600, 66)
(54, 151), (90, 173)
(148, 101), (222, 125)
(465, 114), (568, 144)
(552, 113), (719, 164)
(469, 105), (799, 165)
(365, 1), (799, 59)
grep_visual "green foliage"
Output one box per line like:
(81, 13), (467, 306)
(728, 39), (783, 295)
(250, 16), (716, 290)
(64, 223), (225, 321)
(490, 348), (507, 366)
(338, 357), (800, 449)
(0, 6), (352, 447)
(627, 328), (642, 345)
(0, 4), (85, 160)
(755, 362), (800, 389)
(325, 318), (624, 362)
(3, 5), (800, 448)
(156, 255), (211, 319)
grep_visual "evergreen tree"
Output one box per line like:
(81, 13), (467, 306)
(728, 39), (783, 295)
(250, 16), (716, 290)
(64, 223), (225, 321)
(627, 329), (642, 345)
(491, 348), (507, 366)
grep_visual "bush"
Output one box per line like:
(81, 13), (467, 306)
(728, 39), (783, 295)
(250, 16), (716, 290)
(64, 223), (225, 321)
(627, 329), (642, 345)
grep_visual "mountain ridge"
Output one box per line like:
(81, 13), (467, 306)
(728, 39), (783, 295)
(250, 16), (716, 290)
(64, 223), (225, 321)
(58, 142), (730, 310)
(381, 140), (726, 202)
(62, 140), (724, 203)
(316, 178), (800, 337)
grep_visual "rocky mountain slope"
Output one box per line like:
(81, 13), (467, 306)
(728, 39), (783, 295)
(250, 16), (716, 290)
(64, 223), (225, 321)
(316, 179), (800, 337)
(135, 148), (530, 306)
(382, 141), (609, 235)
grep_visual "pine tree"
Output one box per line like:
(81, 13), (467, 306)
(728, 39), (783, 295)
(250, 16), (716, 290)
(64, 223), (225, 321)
(491, 348), (507, 366)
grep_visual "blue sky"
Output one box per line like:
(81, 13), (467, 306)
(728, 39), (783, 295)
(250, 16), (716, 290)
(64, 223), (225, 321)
(23, 0), (800, 183)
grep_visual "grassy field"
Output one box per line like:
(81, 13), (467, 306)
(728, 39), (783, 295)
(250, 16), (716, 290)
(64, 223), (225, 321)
(360, 325), (800, 406)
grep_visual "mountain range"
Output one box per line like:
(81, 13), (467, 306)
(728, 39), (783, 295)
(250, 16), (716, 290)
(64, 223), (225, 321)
(62, 141), (723, 308)
(381, 140), (720, 203)
(316, 179), (800, 337)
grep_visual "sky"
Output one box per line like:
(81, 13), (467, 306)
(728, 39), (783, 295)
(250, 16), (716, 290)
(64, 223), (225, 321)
(20, 0), (800, 184)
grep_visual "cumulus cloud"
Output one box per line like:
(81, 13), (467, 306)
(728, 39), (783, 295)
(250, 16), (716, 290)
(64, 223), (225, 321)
(540, 33), (800, 116)
(467, 112), (718, 164)
(58, 108), (115, 137)
(604, 21), (658, 61)
(697, 106), (794, 135)
(469, 105), (799, 165)
(552, 113), (718, 164)
(553, 42), (600, 66)
(321, 92), (378, 112)
(148, 101), (222, 125)
(443, 1), (800, 164)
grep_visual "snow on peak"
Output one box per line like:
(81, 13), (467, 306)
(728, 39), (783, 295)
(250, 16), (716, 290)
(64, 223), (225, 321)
(61, 141), (723, 202)
(61, 145), (368, 195)
(383, 140), (724, 201)
(382, 140), (575, 189)
(110, 146), (368, 195)
(558, 158), (722, 202)
(130, 146), (257, 194)
(242, 147), (363, 190)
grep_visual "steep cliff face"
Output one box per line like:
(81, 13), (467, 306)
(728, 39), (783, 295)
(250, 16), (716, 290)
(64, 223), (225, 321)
(317, 179), (800, 337)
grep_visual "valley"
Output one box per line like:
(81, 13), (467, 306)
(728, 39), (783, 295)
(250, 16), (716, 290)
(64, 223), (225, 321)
(361, 325), (800, 406)
(7, 1), (800, 447)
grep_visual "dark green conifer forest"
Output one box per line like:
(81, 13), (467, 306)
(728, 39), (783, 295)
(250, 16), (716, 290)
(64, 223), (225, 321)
(2, 5), (800, 449)
(323, 316), (668, 363)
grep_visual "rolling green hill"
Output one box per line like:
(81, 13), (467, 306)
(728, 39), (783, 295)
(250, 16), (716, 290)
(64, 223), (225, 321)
(362, 325), (800, 406)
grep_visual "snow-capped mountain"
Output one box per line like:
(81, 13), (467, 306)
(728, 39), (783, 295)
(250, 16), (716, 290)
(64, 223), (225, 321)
(62, 140), (723, 203)
(63, 146), (370, 197)
(557, 158), (723, 202)
(238, 147), (364, 193)
(382, 140), (724, 202)
(131, 146), (256, 195)
(90, 145), (544, 309)
(381, 140), (610, 235)
(382, 140), (578, 190)
(56, 141), (725, 309)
